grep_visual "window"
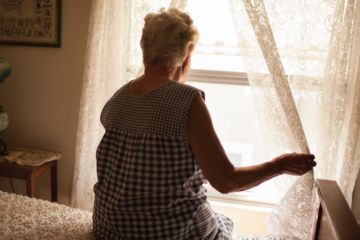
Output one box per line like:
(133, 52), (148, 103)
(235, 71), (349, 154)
(184, 0), (279, 207)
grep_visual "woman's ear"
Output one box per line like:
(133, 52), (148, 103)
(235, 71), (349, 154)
(182, 45), (194, 71)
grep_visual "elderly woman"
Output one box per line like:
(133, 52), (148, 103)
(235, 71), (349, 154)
(92, 8), (316, 240)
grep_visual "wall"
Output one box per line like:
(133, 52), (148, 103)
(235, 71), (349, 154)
(0, 0), (92, 206)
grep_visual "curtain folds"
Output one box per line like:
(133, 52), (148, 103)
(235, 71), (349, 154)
(228, 0), (360, 239)
(71, 0), (132, 212)
(72, 0), (360, 239)
(71, 0), (187, 211)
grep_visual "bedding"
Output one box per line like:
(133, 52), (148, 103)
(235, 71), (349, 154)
(0, 190), (94, 239)
(0, 190), (301, 240)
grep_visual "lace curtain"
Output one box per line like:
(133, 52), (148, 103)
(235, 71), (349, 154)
(72, 0), (360, 239)
(228, 0), (360, 239)
(71, 0), (187, 212)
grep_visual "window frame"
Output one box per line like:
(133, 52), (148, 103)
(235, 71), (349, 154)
(188, 69), (249, 86)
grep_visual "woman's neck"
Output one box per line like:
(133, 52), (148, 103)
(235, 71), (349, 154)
(144, 65), (173, 79)
(144, 64), (187, 83)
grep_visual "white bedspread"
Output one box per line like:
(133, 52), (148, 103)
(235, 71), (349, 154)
(0, 190), (94, 239)
(0, 190), (299, 240)
(233, 235), (300, 240)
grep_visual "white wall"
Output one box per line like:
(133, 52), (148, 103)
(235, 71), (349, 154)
(0, 0), (92, 206)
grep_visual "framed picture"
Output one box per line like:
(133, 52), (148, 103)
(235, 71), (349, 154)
(0, 0), (61, 48)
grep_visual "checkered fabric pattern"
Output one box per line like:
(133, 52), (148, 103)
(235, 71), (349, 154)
(93, 80), (234, 239)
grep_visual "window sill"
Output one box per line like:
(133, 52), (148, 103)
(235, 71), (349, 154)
(208, 195), (275, 213)
(209, 199), (272, 235)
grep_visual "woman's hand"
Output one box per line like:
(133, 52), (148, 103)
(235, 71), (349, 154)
(270, 153), (316, 176)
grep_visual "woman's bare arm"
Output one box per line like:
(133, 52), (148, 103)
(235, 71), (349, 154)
(185, 93), (316, 194)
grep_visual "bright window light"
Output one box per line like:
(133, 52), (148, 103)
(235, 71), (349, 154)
(184, 1), (280, 205)
(186, 82), (280, 205)
(185, 0), (246, 72)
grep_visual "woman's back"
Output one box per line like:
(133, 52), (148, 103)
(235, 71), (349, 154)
(92, 80), (227, 239)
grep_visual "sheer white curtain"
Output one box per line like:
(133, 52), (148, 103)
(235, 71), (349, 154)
(72, 0), (360, 238)
(229, 0), (360, 239)
(71, 0), (187, 212)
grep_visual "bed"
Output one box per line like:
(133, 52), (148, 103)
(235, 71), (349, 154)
(0, 179), (359, 239)
(0, 191), (93, 239)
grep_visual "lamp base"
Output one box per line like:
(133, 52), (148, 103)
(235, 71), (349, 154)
(0, 138), (8, 156)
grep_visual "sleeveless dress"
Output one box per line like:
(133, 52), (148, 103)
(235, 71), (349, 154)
(93, 80), (234, 239)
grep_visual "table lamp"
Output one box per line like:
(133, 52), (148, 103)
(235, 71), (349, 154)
(0, 57), (11, 156)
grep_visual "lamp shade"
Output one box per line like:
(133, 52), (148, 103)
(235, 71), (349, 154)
(0, 109), (9, 136)
(0, 57), (11, 83)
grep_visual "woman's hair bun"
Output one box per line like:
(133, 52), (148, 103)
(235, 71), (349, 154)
(140, 7), (199, 70)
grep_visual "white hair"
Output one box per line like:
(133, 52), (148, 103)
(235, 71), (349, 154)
(140, 7), (199, 70)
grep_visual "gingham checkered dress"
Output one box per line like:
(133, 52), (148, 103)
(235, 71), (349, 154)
(93, 80), (234, 239)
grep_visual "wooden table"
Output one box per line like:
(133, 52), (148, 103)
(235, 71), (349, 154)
(0, 160), (57, 202)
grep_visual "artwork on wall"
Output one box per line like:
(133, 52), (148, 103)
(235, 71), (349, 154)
(0, 0), (61, 47)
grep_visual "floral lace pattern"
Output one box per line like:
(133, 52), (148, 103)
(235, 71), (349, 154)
(0, 191), (94, 240)
(0, 147), (62, 166)
(234, 235), (300, 240)
(228, 0), (360, 239)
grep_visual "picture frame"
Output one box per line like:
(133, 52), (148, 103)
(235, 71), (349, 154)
(0, 0), (61, 48)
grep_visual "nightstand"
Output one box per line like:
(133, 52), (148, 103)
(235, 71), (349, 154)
(0, 160), (58, 202)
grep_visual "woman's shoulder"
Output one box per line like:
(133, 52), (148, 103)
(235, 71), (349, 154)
(100, 83), (129, 119)
(168, 81), (205, 100)
(104, 82), (129, 100)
